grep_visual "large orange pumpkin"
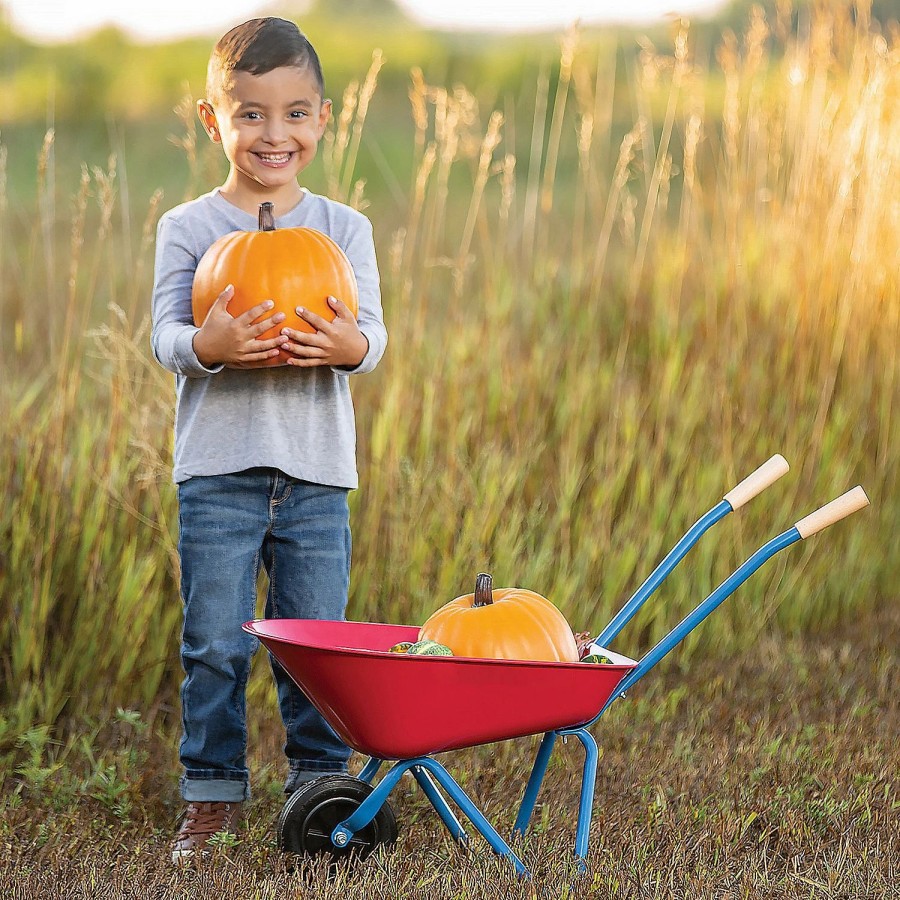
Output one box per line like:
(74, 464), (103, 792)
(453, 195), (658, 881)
(191, 201), (359, 367)
(418, 573), (579, 663)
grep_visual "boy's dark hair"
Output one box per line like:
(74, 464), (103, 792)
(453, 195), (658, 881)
(206, 18), (325, 103)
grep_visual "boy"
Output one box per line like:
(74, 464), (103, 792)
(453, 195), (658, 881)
(150, 17), (387, 863)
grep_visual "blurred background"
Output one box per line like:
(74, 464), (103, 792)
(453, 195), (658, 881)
(0, 0), (897, 739)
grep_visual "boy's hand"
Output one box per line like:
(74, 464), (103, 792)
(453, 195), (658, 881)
(280, 297), (369, 369)
(193, 285), (289, 369)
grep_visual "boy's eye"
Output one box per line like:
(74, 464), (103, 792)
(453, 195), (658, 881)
(243, 111), (262, 120)
(290, 110), (308, 119)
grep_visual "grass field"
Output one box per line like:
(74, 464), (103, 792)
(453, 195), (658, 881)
(1, 601), (896, 897)
(0, 3), (897, 893)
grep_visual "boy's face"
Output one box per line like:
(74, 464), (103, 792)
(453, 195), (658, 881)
(198, 66), (331, 205)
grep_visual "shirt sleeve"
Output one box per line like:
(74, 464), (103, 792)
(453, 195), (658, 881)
(332, 214), (388, 376)
(150, 213), (224, 378)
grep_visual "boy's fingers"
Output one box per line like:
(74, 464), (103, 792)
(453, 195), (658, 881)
(252, 313), (286, 336)
(239, 299), (278, 323)
(286, 355), (328, 367)
(284, 342), (328, 359)
(327, 296), (355, 320)
(280, 326), (325, 345)
(253, 334), (289, 350)
(281, 337), (326, 357)
(242, 347), (283, 362)
(213, 284), (235, 308)
(295, 305), (330, 331)
(226, 347), (283, 368)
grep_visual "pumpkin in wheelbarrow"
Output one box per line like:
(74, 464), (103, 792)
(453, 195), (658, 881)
(418, 573), (579, 662)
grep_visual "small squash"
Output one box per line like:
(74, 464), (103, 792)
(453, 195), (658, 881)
(418, 573), (579, 663)
(405, 640), (453, 656)
(191, 201), (359, 366)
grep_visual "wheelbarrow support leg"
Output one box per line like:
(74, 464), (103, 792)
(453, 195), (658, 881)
(411, 765), (468, 844)
(513, 731), (557, 837)
(567, 727), (599, 868)
(333, 756), (529, 878)
(358, 757), (383, 784)
(414, 757), (529, 877)
(514, 728), (599, 870)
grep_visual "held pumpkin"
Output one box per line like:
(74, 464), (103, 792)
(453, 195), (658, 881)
(418, 573), (579, 663)
(191, 201), (359, 367)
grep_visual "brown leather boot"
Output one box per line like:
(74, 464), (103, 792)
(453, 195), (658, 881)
(171, 801), (242, 864)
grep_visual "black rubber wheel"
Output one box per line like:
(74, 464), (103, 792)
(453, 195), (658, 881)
(277, 774), (398, 861)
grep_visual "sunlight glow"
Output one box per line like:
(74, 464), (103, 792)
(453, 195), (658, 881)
(3, 0), (725, 43)
(3, 0), (273, 43)
(396, 0), (725, 31)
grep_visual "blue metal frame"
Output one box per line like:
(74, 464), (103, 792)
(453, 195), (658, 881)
(512, 731), (556, 838)
(411, 765), (468, 842)
(334, 756), (528, 876)
(357, 756), (383, 784)
(593, 499), (733, 647)
(324, 522), (806, 878)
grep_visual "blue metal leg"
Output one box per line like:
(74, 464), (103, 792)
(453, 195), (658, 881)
(513, 732), (556, 837)
(333, 756), (529, 878)
(357, 757), (383, 784)
(415, 758), (529, 878)
(411, 765), (468, 843)
(568, 728), (599, 868)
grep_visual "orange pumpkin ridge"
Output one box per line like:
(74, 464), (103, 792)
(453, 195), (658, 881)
(418, 573), (579, 663)
(191, 201), (359, 367)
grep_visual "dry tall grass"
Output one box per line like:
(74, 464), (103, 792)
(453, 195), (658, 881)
(0, 5), (896, 740)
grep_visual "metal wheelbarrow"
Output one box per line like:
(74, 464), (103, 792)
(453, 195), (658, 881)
(243, 455), (869, 877)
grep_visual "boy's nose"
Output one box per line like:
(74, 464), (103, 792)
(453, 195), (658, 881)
(262, 122), (287, 144)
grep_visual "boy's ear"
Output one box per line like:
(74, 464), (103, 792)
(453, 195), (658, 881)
(316, 99), (332, 139)
(197, 100), (220, 142)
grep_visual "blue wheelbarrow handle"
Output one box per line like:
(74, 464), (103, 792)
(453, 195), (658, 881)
(584, 485), (870, 723)
(593, 454), (790, 648)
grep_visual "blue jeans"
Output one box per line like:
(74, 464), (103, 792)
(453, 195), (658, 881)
(177, 468), (353, 802)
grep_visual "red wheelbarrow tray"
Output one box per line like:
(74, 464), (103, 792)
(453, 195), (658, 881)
(243, 619), (637, 760)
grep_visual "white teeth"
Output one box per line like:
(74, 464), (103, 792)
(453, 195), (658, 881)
(257, 152), (291, 162)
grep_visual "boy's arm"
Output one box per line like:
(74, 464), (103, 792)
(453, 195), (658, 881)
(150, 213), (224, 378)
(336, 216), (387, 375)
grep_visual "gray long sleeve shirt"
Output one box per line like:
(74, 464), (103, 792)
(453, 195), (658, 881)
(151, 188), (387, 487)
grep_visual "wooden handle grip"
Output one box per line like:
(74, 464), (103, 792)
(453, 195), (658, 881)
(794, 486), (870, 539)
(723, 454), (790, 509)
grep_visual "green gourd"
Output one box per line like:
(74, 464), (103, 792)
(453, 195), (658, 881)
(406, 640), (453, 656)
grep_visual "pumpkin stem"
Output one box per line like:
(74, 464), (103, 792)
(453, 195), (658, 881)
(474, 572), (493, 607)
(258, 202), (276, 232)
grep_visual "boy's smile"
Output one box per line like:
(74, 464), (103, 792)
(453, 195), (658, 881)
(256, 152), (293, 166)
(198, 66), (331, 214)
